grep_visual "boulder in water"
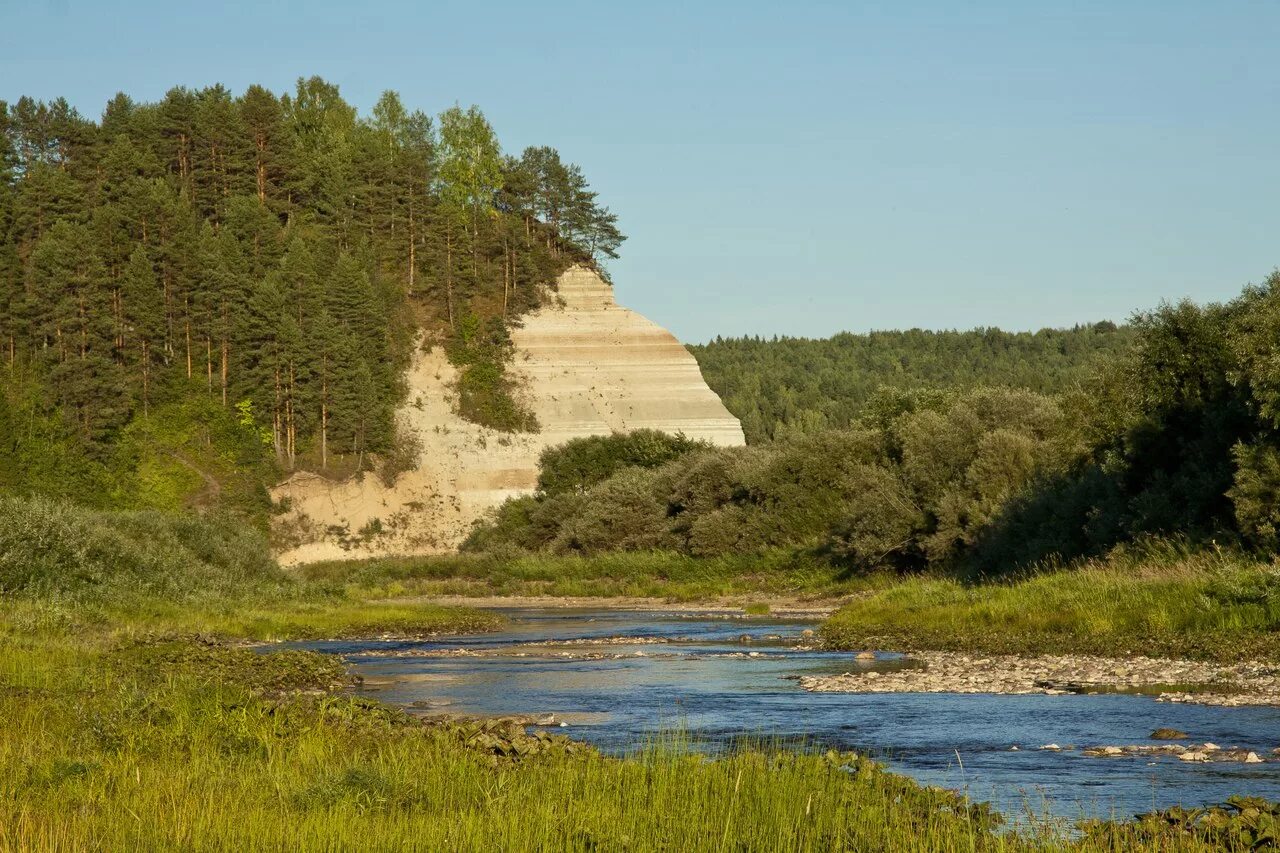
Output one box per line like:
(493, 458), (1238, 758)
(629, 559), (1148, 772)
(1150, 728), (1188, 740)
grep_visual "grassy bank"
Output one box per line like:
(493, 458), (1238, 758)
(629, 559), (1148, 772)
(0, 498), (1006, 850)
(0, 628), (999, 850)
(294, 549), (870, 602)
(822, 541), (1280, 661)
(2, 617), (1258, 851)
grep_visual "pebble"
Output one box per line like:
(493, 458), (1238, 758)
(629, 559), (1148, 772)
(799, 651), (1280, 707)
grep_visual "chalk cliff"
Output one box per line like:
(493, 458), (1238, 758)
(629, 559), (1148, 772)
(272, 265), (745, 564)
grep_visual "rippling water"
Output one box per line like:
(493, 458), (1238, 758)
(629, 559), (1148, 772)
(287, 607), (1280, 820)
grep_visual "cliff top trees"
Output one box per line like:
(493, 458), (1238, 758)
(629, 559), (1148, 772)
(0, 78), (625, 507)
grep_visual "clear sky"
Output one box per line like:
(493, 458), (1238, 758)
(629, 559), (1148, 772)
(3, 1), (1278, 342)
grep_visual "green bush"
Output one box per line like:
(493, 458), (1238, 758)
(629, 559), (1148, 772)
(537, 430), (708, 496)
(468, 387), (1075, 570)
(447, 314), (538, 433)
(0, 496), (284, 601)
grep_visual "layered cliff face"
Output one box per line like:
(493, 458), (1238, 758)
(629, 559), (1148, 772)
(272, 265), (745, 564)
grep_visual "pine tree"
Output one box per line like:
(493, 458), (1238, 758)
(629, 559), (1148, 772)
(29, 222), (129, 438)
(283, 77), (357, 233)
(0, 79), (624, 474)
(121, 245), (164, 412)
(238, 85), (289, 209)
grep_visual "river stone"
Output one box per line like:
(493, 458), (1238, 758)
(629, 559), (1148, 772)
(1246, 752), (1264, 763)
(1179, 751), (1210, 762)
(1150, 728), (1188, 740)
(855, 651), (876, 661)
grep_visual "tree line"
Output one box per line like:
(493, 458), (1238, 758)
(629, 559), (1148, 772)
(691, 324), (1135, 444)
(0, 79), (624, 501)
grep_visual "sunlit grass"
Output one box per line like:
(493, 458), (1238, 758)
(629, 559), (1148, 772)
(0, 625), (1234, 852)
(823, 541), (1280, 659)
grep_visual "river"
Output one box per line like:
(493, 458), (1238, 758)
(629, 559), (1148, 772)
(288, 606), (1280, 821)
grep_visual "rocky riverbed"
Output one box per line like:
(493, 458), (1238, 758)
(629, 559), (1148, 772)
(800, 651), (1280, 706)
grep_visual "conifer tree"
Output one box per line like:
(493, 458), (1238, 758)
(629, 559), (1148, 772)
(121, 245), (164, 412)
(0, 79), (624, 476)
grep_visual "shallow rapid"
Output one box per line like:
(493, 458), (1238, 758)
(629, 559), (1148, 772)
(288, 607), (1280, 820)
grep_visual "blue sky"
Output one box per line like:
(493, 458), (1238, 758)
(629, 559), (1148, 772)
(3, 1), (1279, 342)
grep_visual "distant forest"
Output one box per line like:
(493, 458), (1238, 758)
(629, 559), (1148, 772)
(0, 78), (622, 511)
(691, 324), (1136, 444)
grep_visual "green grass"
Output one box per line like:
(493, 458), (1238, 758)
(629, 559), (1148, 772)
(295, 549), (873, 602)
(0, 618), (1245, 851)
(101, 597), (502, 642)
(822, 540), (1280, 660)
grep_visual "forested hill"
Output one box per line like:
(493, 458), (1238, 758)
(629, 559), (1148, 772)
(0, 78), (623, 513)
(691, 324), (1136, 443)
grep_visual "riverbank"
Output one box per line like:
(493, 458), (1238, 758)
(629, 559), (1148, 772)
(5, 502), (1277, 848)
(298, 541), (1280, 662)
(420, 593), (842, 617)
(800, 650), (1280, 708)
(821, 543), (1280, 662)
(0, 604), (1015, 850)
(2, 601), (1269, 851)
(291, 549), (871, 602)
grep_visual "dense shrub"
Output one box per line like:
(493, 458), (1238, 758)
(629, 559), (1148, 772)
(467, 388), (1076, 568)
(0, 496), (285, 600)
(536, 430), (708, 497)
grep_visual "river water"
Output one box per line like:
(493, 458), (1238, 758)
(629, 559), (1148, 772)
(289, 607), (1280, 820)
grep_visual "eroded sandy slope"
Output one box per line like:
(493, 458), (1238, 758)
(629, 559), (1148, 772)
(272, 266), (744, 564)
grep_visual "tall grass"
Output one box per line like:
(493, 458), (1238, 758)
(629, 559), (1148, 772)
(823, 540), (1280, 659)
(0, 495), (282, 601)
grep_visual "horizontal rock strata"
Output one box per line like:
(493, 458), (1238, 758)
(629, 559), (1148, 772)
(510, 266), (746, 447)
